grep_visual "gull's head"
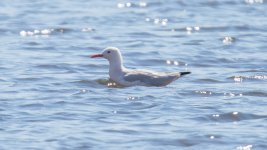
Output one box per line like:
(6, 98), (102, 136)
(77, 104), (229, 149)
(91, 47), (122, 62)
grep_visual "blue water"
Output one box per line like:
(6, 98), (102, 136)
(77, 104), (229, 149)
(1, 0), (267, 149)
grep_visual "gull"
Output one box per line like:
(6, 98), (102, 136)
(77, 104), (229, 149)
(91, 47), (190, 86)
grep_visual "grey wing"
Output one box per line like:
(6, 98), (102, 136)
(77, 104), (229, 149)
(123, 72), (155, 84)
(123, 71), (180, 86)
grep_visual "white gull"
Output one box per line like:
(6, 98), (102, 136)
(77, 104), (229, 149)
(91, 47), (191, 87)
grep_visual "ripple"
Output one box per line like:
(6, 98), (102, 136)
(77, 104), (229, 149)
(49, 112), (80, 121)
(52, 101), (68, 105)
(148, 138), (198, 147)
(136, 58), (166, 66)
(228, 75), (267, 82)
(129, 102), (159, 111)
(35, 64), (69, 70)
(208, 112), (267, 122)
(128, 32), (160, 38)
(14, 76), (55, 82)
(71, 79), (100, 87)
(245, 0), (264, 4)
(182, 40), (203, 45)
(24, 41), (41, 46)
(0, 78), (6, 82)
(177, 139), (198, 147)
(102, 129), (139, 135)
(243, 91), (267, 97)
(194, 78), (223, 83)
(71, 89), (90, 96)
(22, 46), (56, 51)
(195, 0), (247, 6)
(200, 25), (251, 32)
(124, 40), (145, 48)
(19, 103), (45, 109)
(236, 69), (267, 73)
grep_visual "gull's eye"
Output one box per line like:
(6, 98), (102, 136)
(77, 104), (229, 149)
(107, 51), (111, 54)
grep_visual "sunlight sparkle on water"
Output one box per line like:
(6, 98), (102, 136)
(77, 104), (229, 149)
(139, 2), (147, 7)
(20, 29), (52, 36)
(212, 114), (220, 117)
(117, 2), (147, 8)
(223, 36), (235, 44)
(186, 26), (200, 34)
(209, 135), (215, 139)
(41, 29), (51, 35)
(234, 76), (243, 82)
(107, 82), (117, 87)
(186, 27), (193, 31)
(194, 26), (200, 31)
(233, 112), (239, 115)
(195, 90), (212, 95)
(146, 18), (168, 26)
(236, 144), (253, 150)
(245, 0), (263, 4)
(81, 27), (94, 32)
(126, 96), (139, 101)
(166, 60), (185, 66)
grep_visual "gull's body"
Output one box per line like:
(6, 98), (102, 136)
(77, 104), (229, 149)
(91, 47), (190, 87)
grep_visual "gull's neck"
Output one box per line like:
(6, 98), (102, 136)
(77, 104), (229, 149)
(109, 58), (124, 72)
(108, 56), (125, 81)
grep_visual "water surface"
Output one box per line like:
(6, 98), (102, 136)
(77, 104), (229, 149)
(0, 0), (267, 149)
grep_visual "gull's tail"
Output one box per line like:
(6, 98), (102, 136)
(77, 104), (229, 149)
(180, 71), (191, 76)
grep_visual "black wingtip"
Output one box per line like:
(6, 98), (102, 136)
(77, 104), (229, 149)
(180, 71), (191, 76)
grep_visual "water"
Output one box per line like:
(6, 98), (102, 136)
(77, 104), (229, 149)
(0, 0), (267, 149)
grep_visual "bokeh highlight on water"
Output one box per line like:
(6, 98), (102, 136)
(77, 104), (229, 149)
(0, 0), (267, 149)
